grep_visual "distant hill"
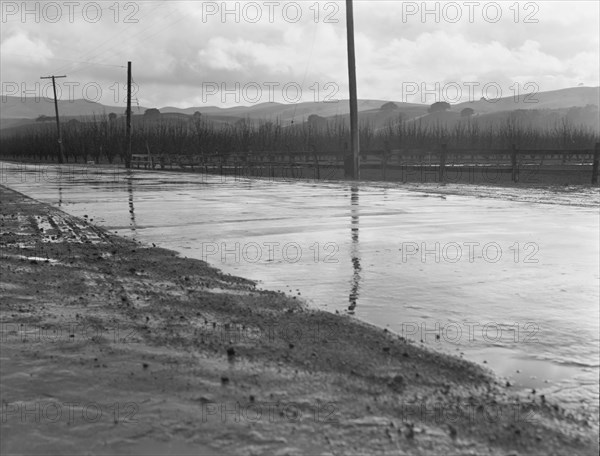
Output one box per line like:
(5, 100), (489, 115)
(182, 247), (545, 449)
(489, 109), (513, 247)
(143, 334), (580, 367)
(156, 87), (599, 126)
(0, 97), (128, 120)
(158, 99), (425, 124)
(309, 88), (599, 132)
(454, 86), (600, 113)
(2, 86), (598, 132)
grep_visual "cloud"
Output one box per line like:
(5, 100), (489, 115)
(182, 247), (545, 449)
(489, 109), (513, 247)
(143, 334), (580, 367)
(0, 31), (54, 65)
(1, 1), (598, 108)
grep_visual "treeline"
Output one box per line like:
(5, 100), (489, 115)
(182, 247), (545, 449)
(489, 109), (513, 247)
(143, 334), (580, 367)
(1, 114), (598, 164)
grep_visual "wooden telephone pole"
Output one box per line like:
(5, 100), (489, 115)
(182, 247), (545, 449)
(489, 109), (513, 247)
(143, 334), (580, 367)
(345, 0), (359, 179)
(125, 61), (132, 169)
(40, 75), (67, 163)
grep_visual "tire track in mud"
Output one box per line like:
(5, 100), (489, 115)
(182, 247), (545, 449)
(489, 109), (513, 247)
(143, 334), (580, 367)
(3, 202), (116, 267)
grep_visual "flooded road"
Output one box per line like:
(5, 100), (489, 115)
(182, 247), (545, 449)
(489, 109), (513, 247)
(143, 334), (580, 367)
(2, 162), (598, 413)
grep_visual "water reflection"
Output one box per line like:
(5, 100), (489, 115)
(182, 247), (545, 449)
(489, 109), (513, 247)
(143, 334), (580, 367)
(348, 185), (361, 314)
(126, 171), (137, 235)
(57, 168), (63, 207)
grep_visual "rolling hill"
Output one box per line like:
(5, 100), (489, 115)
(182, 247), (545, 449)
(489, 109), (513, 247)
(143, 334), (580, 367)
(0, 97), (127, 120)
(1, 86), (598, 133)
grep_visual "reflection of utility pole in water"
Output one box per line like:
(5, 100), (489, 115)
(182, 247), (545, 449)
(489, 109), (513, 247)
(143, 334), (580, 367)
(126, 170), (137, 236)
(348, 185), (361, 314)
(57, 169), (63, 207)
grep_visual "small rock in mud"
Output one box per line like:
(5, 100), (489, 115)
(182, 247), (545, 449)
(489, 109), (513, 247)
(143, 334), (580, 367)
(448, 425), (457, 440)
(388, 374), (406, 393)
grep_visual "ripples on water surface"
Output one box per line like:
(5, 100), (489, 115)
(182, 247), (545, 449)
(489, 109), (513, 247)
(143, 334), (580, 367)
(2, 162), (598, 415)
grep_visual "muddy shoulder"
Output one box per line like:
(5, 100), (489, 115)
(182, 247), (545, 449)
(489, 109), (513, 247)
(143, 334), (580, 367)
(1, 185), (597, 456)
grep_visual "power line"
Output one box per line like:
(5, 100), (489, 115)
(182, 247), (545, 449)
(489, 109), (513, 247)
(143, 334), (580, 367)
(291, 19), (320, 124)
(3, 54), (125, 69)
(50, 3), (175, 74)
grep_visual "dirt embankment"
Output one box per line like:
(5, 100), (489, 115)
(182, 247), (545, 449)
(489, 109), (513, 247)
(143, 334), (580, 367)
(0, 185), (597, 455)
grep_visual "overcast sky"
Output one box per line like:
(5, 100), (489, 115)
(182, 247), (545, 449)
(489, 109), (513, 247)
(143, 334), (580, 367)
(1, 1), (599, 110)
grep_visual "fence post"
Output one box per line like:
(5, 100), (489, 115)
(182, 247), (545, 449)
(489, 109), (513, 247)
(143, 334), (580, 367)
(382, 142), (391, 181)
(145, 141), (152, 169)
(268, 154), (274, 179)
(439, 144), (447, 182)
(592, 143), (599, 185)
(311, 145), (320, 180)
(511, 144), (519, 183)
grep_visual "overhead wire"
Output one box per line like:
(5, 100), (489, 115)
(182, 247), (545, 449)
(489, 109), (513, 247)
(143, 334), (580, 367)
(50, 2), (175, 75)
(290, 18), (319, 125)
(31, 2), (186, 110)
(0, 53), (126, 69)
(131, 76), (142, 112)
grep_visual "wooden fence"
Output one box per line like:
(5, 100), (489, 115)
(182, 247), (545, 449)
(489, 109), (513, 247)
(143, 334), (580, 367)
(137, 143), (600, 185)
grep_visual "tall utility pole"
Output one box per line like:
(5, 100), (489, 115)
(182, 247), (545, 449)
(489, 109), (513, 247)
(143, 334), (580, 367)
(345, 0), (359, 179)
(125, 61), (132, 169)
(40, 75), (67, 163)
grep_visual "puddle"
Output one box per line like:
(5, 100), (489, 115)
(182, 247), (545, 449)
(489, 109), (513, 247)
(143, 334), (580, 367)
(3, 161), (598, 414)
